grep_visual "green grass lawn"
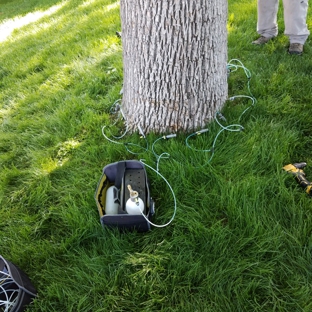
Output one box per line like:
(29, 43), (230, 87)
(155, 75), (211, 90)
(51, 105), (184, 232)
(1, 0), (312, 311)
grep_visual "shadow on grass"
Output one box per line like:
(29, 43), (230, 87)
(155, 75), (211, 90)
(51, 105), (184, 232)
(0, 0), (123, 216)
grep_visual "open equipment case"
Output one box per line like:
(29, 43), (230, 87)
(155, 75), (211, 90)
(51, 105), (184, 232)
(95, 160), (155, 232)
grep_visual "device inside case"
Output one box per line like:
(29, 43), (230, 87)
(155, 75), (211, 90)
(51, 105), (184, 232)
(95, 160), (155, 232)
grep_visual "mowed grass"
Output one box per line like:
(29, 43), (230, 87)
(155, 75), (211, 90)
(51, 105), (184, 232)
(0, 0), (312, 311)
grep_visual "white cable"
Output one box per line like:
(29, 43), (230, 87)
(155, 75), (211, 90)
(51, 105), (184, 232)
(105, 99), (129, 140)
(227, 58), (251, 78)
(139, 160), (177, 228)
(0, 282), (19, 312)
(110, 108), (129, 140)
(0, 267), (34, 311)
(228, 94), (256, 119)
(156, 152), (170, 172)
(101, 126), (125, 145)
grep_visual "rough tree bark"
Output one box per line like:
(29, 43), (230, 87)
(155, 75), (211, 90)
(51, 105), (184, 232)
(120, 0), (228, 134)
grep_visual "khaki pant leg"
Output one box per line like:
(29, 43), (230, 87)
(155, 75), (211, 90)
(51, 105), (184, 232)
(283, 0), (310, 44)
(257, 0), (279, 37)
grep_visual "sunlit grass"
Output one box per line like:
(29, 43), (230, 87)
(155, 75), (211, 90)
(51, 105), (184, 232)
(0, 2), (66, 42)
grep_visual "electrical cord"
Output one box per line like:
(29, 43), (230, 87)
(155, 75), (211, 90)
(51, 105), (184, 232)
(227, 58), (256, 101)
(185, 128), (210, 152)
(152, 134), (176, 171)
(227, 95), (256, 122)
(214, 112), (244, 132)
(185, 59), (255, 165)
(102, 100), (149, 155)
(185, 111), (245, 166)
(107, 99), (128, 140)
(139, 159), (177, 228)
(0, 270), (19, 312)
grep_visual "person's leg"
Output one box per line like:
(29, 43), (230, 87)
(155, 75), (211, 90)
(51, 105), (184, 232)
(257, 0), (279, 38)
(283, 0), (309, 44)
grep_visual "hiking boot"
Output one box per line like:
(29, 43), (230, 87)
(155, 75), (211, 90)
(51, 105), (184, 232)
(288, 43), (303, 55)
(252, 36), (272, 45)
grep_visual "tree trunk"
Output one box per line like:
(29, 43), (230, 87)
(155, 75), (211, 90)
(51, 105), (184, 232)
(120, 0), (228, 134)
